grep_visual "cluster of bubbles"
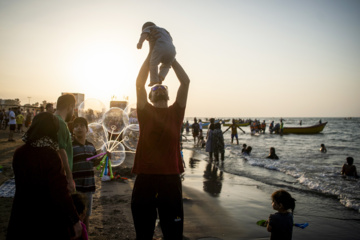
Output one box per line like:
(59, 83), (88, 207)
(78, 98), (139, 167)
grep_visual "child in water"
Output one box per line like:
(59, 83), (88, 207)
(137, 22), (176, 86)
(198, 136), (206, 148)
(267, 189), (296, 240)
(320, 144), (327, 153)
(266, 147), (279, 160)
(71, 193), (89, 240)
(341, 157), (358, 178)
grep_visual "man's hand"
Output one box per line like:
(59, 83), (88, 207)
(67, 180), (76, 193)
(137, 42), (142, 49)
(71, 221), (83, 240)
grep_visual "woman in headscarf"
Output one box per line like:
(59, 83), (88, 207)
(7, 112), (82, 240)
(266, 147), (279, 160)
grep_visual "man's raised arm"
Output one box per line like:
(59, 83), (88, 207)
(136, 54), (151, 110)
(136, 29), (160, 110)
(173, 60), (190, 108)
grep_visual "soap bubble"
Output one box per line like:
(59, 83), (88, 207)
(86, 123), (107, 151)
(102, 107), (129, 134)
(124, 103), (138, 124)
(78, 98), (107, 124)
(102, 140), (126, 167)
(122, 124), (139, 151)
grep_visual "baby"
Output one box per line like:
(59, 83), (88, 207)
(137, 22), (176, 86)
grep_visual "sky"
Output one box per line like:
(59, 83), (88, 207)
(0, 0), (359, 118)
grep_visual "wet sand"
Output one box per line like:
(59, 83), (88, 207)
(181, 145), (360, 240)
(0, 129), (137, 240)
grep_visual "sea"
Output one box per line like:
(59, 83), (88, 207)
(182, 117), (360, 213)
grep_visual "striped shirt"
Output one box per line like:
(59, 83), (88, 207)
(72, 139), (97, 193)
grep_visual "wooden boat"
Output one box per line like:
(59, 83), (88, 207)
(281, 122), (327, 134)
(223, 122), (251, 127)
(202, 120), (222, 129)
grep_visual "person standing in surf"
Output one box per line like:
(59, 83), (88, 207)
(223, 119), (245, 145)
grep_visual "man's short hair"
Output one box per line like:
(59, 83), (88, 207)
(45, 103), (53, 109)
(73, 117), (88, 130)
(148, 85), (169, 102)
(347, 157), (354, 165)
(56, 94), (76, 110)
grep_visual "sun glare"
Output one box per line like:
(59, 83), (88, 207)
(70, 42), (136, 103)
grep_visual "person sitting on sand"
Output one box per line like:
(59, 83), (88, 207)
(266, 147), (279, 160)
(341, 157), (358, 178)
(242, 146), (252, 156)
(320, 144), (327, 153)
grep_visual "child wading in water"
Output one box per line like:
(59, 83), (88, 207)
(267, 189), (296, 240)
(137, 21), (176, 86)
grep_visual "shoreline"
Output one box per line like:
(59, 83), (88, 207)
(1, 130), (360, 239)
(181, 145), (360, 240)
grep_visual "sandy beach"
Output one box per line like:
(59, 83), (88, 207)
(0, 129), (137, 240)
(0, 129), (257, 240)
(1, 128), (360, 240)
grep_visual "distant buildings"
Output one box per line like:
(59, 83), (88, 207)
(0, 98), (21, 109)
(110, 100), (128, 110)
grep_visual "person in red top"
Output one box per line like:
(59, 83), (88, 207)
(131, 34), (190, 240)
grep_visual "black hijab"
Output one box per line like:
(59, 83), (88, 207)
(22, 112), (59, 151)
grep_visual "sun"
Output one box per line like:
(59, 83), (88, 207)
(70, 42), (137, 103)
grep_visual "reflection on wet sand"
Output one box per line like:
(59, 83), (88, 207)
(203, 162), (223, 196)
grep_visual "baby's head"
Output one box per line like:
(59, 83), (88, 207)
(142, 22), (156, 31)
(71, 192), (88, 221)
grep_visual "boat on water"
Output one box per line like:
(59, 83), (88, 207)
(188, 120), (221, 129)
(202, 120), (222, 129)
(223, 122), (251, 127)
(280, 122), (328, 134)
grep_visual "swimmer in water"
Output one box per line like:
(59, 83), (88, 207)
(266, 147), (279, 160)
(320, 144), (327, 153)
(341, 157), (358, 178)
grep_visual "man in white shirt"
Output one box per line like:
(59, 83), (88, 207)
(8, 108), (16, 142)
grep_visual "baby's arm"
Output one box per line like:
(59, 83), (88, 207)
(137, 32), (149, 49)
